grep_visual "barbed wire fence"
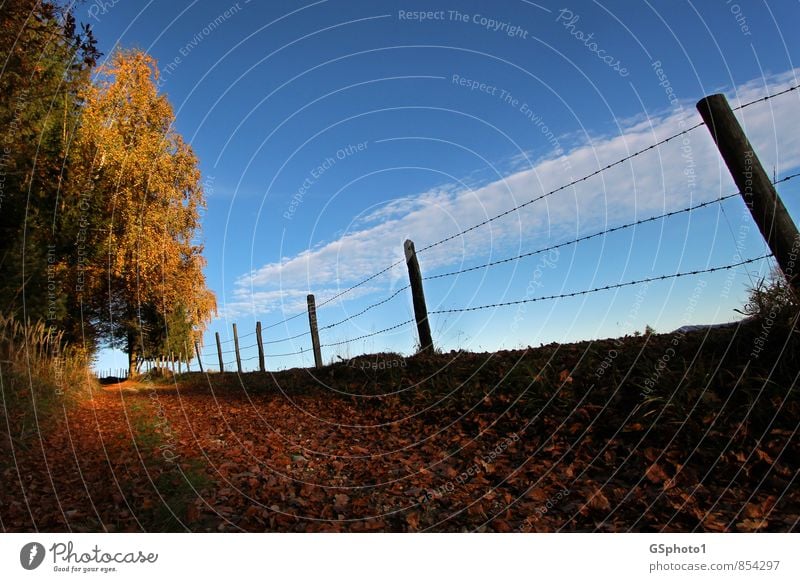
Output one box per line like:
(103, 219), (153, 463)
(122, 87), (800, 378)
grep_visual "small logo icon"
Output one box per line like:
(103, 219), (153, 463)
(20, 542), (46, 570)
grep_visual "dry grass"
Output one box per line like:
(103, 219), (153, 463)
(0, 314), (94, 450)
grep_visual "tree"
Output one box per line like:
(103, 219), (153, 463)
(69, 49), (216, 373)
(0, 1), (99, 339)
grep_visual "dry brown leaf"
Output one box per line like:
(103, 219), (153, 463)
(645, 463), (670, 484)
(587, 490), (611, 512)
(736, 518), (768, 532)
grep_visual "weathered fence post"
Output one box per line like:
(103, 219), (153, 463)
(194, 341), (204, 373)
(697, 94), (800, 295)
(216, 331), (224, 373)
(404, 239), (434, 353)
(233, 323), (243, 373)
(256, 321), (265, 372)
(306, 294), (323, 368)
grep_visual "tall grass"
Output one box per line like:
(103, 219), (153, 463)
(0, 314), (94, 450)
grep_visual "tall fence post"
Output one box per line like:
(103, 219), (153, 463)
(195, 341), (204, 373)
(306, 294), (323, 368)
(233, 323), (243, 373)
(404, 239), (434, 353)
(697, 94), (800, 295)
(215, 331), (224, 373)
(256, 321), (265, 372)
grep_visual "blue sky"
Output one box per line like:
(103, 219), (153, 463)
(82, 0), (800, 373)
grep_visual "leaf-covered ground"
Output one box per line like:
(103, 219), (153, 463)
(2, 322), (798, 532)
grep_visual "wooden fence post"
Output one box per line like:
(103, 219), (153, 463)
(233, 323), (243, 373)
(256, 321), (265, 372)
(307, 294), (323, 368)
(697, 94), (800, 295)
(404, 239), (434, 353)
(216, 332), (224, 373)
(195, 341), (204, 373)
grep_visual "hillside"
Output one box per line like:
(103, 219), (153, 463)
(2, 319), (797, 532)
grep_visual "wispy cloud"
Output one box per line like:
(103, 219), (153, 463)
(226, 69), (800, 319)
(218, 285), (382, 320)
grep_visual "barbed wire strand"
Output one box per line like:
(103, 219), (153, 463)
(319, 285), (410, 332)
(430, 255), (772, 314)
(733, 83), (799, 111)
(262, 310), (307, 331)
(233, 86), (799, 336)
(417, 84), (800, 256)
(265, 348), (307, 358)
(259, 261), (406, 333)
(423, 171), (800, 282)
(317, 259), (407, 310)
(423, 194), (739, 281)
(263, 329), (311, 345)
(415, 124), (703, 254)
(320, 319), (414, 348)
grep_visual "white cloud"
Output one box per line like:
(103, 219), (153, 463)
(219, 284), (382, 320)
(228, 69), (800, 319)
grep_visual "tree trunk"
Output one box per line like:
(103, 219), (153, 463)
(127, 330), (137, 377)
